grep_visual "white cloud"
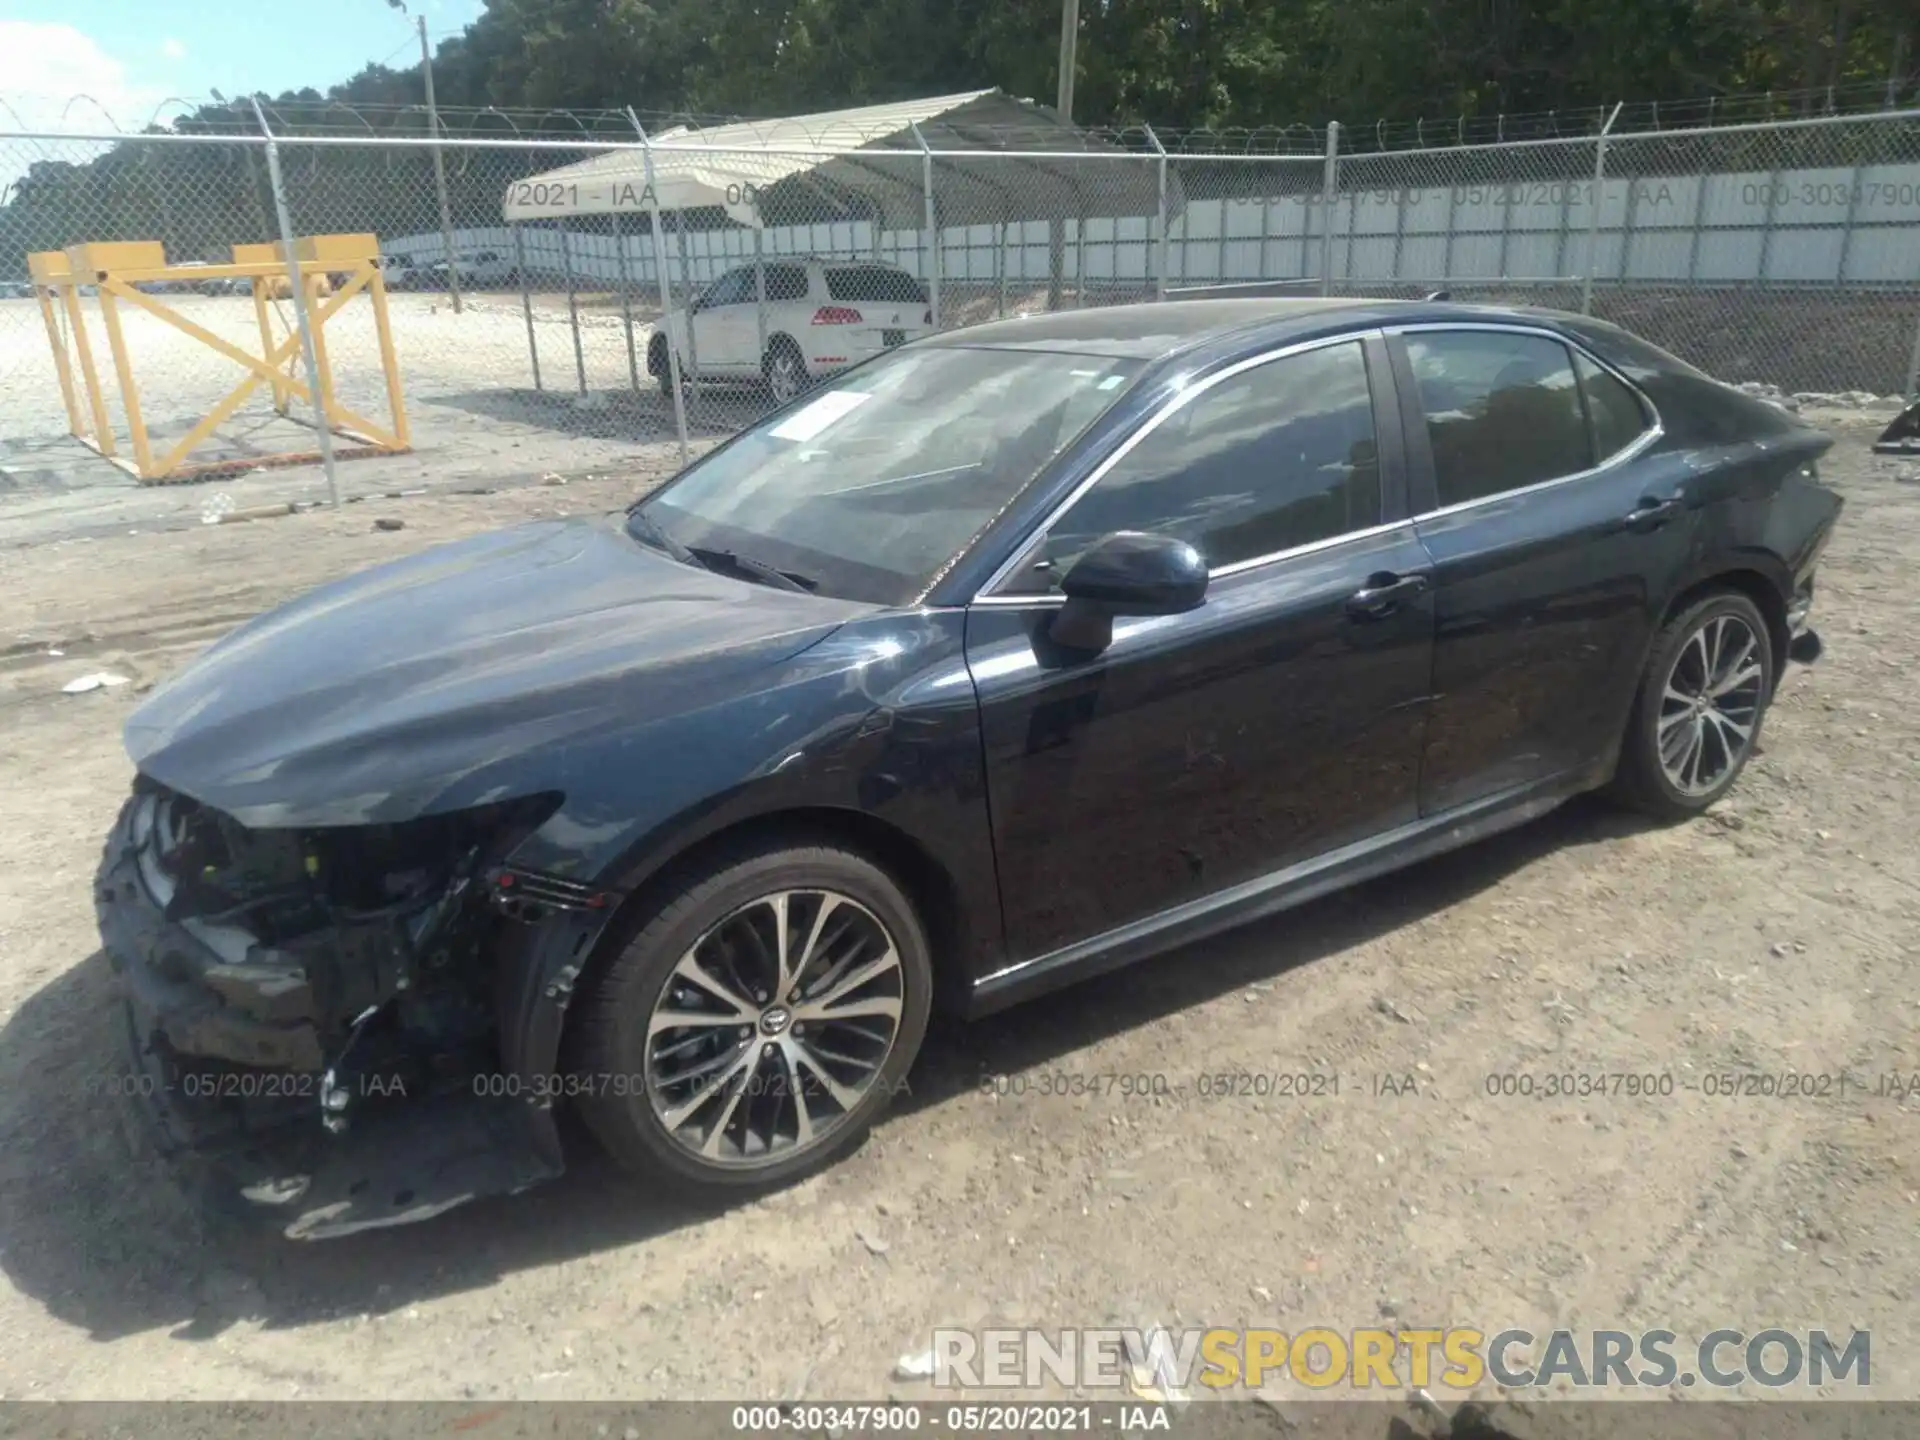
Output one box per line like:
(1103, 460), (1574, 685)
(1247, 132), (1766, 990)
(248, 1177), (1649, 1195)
(0, 22), (172, 193)
(0, 21), (164, 133)
(161, 37), (187, 62)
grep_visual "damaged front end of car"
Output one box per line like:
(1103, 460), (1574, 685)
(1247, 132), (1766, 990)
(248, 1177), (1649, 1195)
(96, 778), (621, 1238)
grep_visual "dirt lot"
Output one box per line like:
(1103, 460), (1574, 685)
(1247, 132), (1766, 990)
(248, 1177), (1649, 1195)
(0, 416), (1915, 1410)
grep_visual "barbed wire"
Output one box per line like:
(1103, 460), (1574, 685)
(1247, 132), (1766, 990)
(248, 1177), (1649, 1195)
(1, 74), (1916, 155)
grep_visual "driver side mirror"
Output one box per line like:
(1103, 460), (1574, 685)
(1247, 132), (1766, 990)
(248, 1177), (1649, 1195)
(1046, 531), (1209, 654)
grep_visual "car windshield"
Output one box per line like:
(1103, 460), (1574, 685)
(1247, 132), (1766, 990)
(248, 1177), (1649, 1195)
(630, 346), (1143, 604)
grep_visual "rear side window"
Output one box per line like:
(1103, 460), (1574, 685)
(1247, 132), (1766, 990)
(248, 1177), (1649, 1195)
(765, 264), (809, 302)
(826, 266), (928, 305)
(1405, 331), (1593, 508)
(1574, 351), (1652, 461)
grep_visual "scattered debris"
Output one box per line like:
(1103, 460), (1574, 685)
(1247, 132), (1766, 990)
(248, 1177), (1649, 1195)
(540, 472), (569, 486)
(1875, 398), (1920, 454)
(891, 1349), (937, 1381)
(1123, 1325), (1189, 1403)
(373, 517), (407, 532)
(1372, 995), (1416, 1023)
(61, 672), (131, 694)
(216, 502), (298, 526)
(857, 1228), (890, 1256)
(1737, 381), (1907, 417)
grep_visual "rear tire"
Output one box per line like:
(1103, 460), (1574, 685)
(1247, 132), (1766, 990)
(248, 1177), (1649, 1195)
(763, 337), (808, 405)
(1609, 589), (1774, 820)
(568, 839), (932, 1196)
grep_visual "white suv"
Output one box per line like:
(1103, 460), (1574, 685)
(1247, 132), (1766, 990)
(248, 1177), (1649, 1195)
(431, 249), (517, 288)
(649, 258), (933, 403)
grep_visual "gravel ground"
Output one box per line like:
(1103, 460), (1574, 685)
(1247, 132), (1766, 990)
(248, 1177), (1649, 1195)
(0, 291), (752, 547)
(0, 415), (1914, 1411)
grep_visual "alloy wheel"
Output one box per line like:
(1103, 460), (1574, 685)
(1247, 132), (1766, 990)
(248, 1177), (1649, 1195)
(1657, 612), (1765, 796)
(767, 352), (802, 404)
(644, 889), (905, 1168)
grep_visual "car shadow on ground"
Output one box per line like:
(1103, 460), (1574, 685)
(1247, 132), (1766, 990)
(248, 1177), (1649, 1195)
(0, 795), (1653, 1345)
(422, 385), (779, 445)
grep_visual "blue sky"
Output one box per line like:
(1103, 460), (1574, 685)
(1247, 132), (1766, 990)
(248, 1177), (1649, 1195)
(2, 0), (486, 132)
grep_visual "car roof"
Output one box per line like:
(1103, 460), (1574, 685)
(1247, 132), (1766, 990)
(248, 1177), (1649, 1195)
(914, 296), (1588, 360)
(728, 256), (908, 270)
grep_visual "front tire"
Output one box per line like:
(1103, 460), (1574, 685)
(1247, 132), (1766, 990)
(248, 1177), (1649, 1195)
(1610, 589), (1774, 819)
(647, 336), (676, 398)
(568, 840), (932, 1195)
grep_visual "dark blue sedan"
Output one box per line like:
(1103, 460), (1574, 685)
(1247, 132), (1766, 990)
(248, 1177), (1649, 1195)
(97, 298), (1839, 1235)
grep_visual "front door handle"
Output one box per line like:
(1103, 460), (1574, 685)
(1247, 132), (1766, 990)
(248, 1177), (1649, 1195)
(1622, 496), (1683, 531)
(1345, 571), (1430, 620)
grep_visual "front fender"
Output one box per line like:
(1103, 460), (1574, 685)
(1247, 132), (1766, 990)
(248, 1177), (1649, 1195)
(496, 608), (1001, 1087)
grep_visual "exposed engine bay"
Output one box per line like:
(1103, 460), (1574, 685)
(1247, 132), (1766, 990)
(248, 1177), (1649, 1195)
(96, 780), (598, 1237)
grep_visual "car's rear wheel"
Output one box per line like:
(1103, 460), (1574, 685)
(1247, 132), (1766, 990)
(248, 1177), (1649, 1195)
(763, 337), (807, 405)
(1611, 589), (1774, 819)
(568, 840), (931, 1194)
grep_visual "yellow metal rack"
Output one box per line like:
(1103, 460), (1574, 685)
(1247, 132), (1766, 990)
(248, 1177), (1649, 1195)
(30, 233), (410, 484)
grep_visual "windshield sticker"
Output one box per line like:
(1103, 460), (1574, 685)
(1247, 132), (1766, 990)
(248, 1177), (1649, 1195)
(1098, 374), (1126, 390)
(768, 390), (872, 442)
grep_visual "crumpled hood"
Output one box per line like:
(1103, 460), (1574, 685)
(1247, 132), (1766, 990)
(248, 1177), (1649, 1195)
(126, 513), (868, 827)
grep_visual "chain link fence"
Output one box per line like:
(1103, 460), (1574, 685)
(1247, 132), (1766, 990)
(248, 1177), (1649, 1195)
(3, 102), (1917, 502)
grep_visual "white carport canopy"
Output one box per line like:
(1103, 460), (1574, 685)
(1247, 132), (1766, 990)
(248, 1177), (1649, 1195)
(500, 89), (1172, 229)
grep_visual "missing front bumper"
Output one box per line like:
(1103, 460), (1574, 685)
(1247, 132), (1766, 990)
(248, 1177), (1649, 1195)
(114, 991), (561, 1238)
(96, 785), (571, 1238)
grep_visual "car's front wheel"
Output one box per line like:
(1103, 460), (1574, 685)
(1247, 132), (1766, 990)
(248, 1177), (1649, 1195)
(568, 839), (932, 1194)
(1611, 589), (1775, 819)
(648, 335), (677, 398)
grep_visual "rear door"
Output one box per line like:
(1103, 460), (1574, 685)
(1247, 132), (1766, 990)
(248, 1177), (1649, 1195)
(1390, 324), (1694, 814)
(964, 334), (1437, 963)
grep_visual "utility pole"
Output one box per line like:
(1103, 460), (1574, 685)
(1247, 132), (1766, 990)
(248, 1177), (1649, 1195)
(419, 16), (463, 313)
(1056, 0), (1079, 120)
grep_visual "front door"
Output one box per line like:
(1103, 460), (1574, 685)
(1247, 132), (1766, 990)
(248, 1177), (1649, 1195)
(1390, 326), (1698, 814)
(690, 269), (756, 374)
(964, 336), (1437, 963)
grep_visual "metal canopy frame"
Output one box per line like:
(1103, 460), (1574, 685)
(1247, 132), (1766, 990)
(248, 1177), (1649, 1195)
(500, 91), (1180, 438)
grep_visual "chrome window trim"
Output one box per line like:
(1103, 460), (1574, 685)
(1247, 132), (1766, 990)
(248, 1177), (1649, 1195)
(972, 517), (1415, 609)
(973, 330), (1387, 603)
(1389, 321), (1666, 522)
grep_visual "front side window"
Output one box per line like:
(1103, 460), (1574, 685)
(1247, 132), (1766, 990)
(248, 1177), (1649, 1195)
(699, 270), (753, 309)
(634, 346), (1142, 605)
(1405, 330), (1591, 508)
(1004, 340), (1381, 590)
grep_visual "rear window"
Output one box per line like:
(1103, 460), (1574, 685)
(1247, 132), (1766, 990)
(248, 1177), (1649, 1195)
(826, 266), (928, 305)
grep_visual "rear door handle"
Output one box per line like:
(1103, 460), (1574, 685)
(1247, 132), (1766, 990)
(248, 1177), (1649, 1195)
(1622, 496), (1683, 531)
(1345, 571), (1430, 620)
